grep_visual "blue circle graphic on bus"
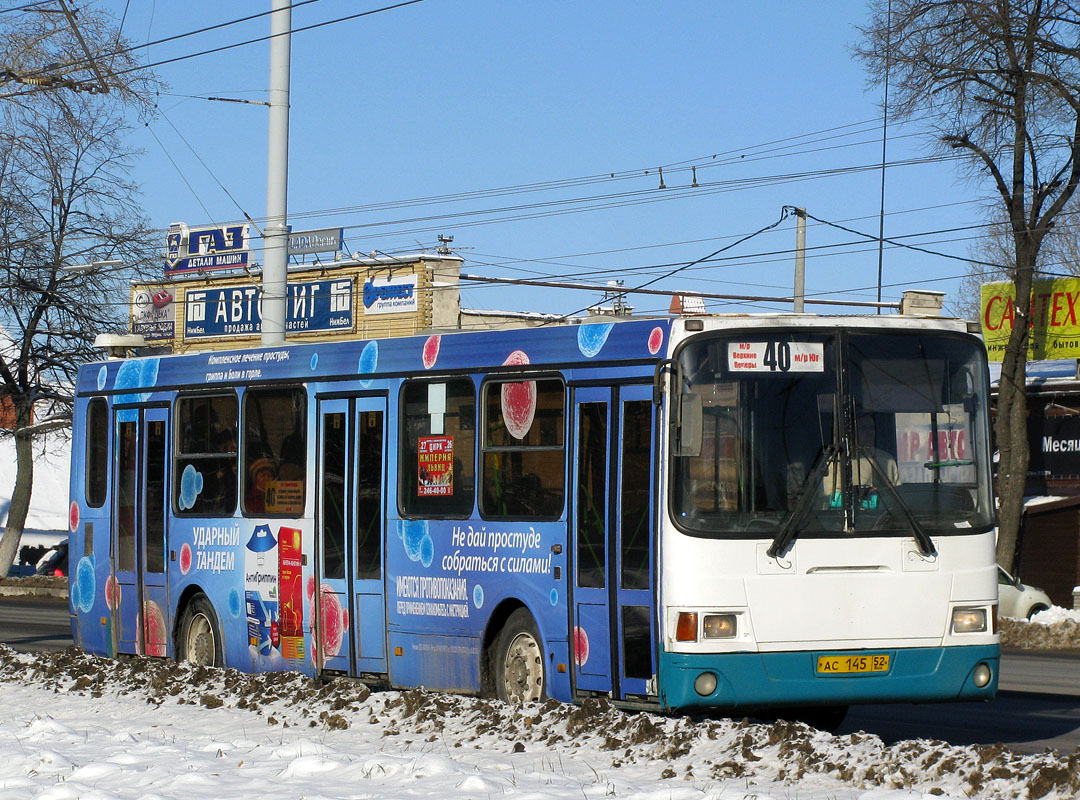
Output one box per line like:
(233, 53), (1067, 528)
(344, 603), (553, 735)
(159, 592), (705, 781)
(228, 588), (243, 618)
(74, 557), (95, 613)
(472, 584), (484, 609)
(399, 519), (431, 563)
(577, 322), (613, 358)
(96, 365), (108, 390)
(550, 588), (559, 607)
(419, 534), (434, 568)
(310, 353), (319, 370)
(357, 341), (378, 387)
(115, 356), (160, 402)
(178, 464), (204, 510)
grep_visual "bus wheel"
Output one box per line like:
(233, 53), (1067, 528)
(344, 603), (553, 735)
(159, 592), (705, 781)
(494, 609), (546, 704)
(179, 595), (222, 667)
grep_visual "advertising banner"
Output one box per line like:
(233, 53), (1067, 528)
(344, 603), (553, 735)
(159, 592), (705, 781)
(131, 286), (175, 340)
(363, 274), (418, 315)
(165, 222), (250, 275)
(185, 278), (354, 339)
(981, 277), (1080, 361)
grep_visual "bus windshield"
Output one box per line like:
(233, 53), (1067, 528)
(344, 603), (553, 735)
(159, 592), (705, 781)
(670, 331), (994, 538)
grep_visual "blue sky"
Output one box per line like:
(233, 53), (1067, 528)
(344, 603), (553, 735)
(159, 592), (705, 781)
(94, 1), (995, 317)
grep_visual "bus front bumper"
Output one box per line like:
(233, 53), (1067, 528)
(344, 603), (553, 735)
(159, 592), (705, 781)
(658, 644), (999, 712)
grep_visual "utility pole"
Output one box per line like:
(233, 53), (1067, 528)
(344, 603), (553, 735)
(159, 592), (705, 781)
(793, 207), (806, 313)
(262, 0), (291, 346)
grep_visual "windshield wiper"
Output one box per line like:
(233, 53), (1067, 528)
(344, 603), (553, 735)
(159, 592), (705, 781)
(865, 455), (937, 557)
(766, 444), (836, 559)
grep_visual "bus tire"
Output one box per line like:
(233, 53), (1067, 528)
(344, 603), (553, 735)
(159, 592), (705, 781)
(178, 594), (223, 667)
(493, 608), (546, 704)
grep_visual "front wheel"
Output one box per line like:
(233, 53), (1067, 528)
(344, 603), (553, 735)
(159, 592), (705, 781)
(178, 594), (223, 667)
(493, 609), (546, 704)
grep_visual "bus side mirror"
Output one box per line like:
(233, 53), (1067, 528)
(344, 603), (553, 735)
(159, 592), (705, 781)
(676, 393), (702, 457)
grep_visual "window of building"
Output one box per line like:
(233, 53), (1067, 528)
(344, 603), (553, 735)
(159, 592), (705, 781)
(175, 394), (238, 516)
(243, 387), (307, 516)
(481, 377), (565, 519)
(400, 379), (475, 517)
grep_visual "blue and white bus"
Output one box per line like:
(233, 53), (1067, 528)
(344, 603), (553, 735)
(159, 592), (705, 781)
(67, 313), (999, 720)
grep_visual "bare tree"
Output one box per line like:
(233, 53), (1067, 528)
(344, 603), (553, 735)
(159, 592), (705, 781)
(0, 6), (161, 576)
(858, 0), (1080, 570)
(953, 206), (1080, 319)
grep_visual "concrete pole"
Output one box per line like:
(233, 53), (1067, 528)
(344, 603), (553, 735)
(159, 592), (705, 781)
(794, 207), (806, 313)
(262, 0), (291, 346)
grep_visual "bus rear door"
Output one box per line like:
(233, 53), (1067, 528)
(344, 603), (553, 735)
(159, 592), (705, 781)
(112, 406), (170, 657)
(571, 384), (658, 701)
(316, 396), (388, 677)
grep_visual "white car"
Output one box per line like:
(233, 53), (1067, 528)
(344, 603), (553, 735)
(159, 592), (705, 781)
(998, 566), (1053, 619)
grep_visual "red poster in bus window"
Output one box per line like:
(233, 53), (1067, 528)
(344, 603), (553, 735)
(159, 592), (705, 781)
(277, 526), (305, 661)
(418, 435), (454, 496)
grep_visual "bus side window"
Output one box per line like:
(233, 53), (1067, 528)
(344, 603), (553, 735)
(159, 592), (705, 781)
(480, 378), (565, 520)
(243, 387), (306, 516)
(175, 394), (238, 516)
(399, 378), (475, 518)
(86, 398), (109, 507)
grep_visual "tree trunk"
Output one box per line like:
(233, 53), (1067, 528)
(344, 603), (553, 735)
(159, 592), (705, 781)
(0, 401), (37, 577)
(994, 247), (1036, 572)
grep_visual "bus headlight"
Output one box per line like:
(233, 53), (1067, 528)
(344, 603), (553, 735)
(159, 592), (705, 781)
(951, 607), (988, 634)
(973, 662), (992, 688)
(702, 613), (737, 639)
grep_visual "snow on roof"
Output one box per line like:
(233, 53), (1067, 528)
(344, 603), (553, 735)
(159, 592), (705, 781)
(989, 359), (1079, 386)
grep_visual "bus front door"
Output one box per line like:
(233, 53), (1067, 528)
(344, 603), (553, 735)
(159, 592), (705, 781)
(316, 396), (388, 678)
(571, 384), (658, 701)
(112, 406), (170, 658)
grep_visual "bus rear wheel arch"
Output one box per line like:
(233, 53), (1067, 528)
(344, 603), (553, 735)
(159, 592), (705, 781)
(177, 593), (223, 667)
(492, 608), (546, 704)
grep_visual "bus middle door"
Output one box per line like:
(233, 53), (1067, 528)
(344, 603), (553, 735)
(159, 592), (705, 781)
(571, 384), (658, 701)
(316, 396), (388, 678)
(112, 406), (170, 657)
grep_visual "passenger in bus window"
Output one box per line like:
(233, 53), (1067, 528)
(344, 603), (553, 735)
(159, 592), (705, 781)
(278, 428), (305, 481)
(213, 430), (238, 507)
(247, 457), (276, 513)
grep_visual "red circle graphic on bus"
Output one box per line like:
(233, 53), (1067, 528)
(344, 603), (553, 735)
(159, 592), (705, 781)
(648, 326), (664, 355)
(501, 350), (536, 440)
(105, 574), (121, 610)
(573, 626), (589, 667)
(69, 501), (79, 533)
(143, 600), (168, 657)
(422, 335), (441, 369)
(179, 542), (193, 575)
(319, 584), (348, 658)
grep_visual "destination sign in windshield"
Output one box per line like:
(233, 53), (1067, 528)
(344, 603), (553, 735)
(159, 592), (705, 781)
(727, 341), (825, 373)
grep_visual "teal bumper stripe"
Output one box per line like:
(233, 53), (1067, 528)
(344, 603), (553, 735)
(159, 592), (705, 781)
(658, 645), (999, 712)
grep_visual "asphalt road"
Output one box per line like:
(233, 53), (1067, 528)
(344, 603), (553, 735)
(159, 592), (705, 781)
(0, 596), (1077, 753)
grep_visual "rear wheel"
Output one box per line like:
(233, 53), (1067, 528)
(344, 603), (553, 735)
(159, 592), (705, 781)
(493, 609), (546, 704)
(178, 594), (222, 667)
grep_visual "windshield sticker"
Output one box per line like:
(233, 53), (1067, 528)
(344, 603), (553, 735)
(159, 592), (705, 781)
(727, 341), (824, 373)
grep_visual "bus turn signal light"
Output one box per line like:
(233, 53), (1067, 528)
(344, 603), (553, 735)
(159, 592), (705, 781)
(676, 612), (698, 642)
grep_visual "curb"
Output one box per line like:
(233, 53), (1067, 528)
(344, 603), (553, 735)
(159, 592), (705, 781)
(0, 585), (68, 599)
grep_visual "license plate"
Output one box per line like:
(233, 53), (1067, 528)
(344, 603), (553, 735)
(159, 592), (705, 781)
(816, 653), (890, 675)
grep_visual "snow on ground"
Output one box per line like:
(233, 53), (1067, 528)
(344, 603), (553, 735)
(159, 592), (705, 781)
(0, 646), (1077, 800)
(1000, 605), (1080, 650)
